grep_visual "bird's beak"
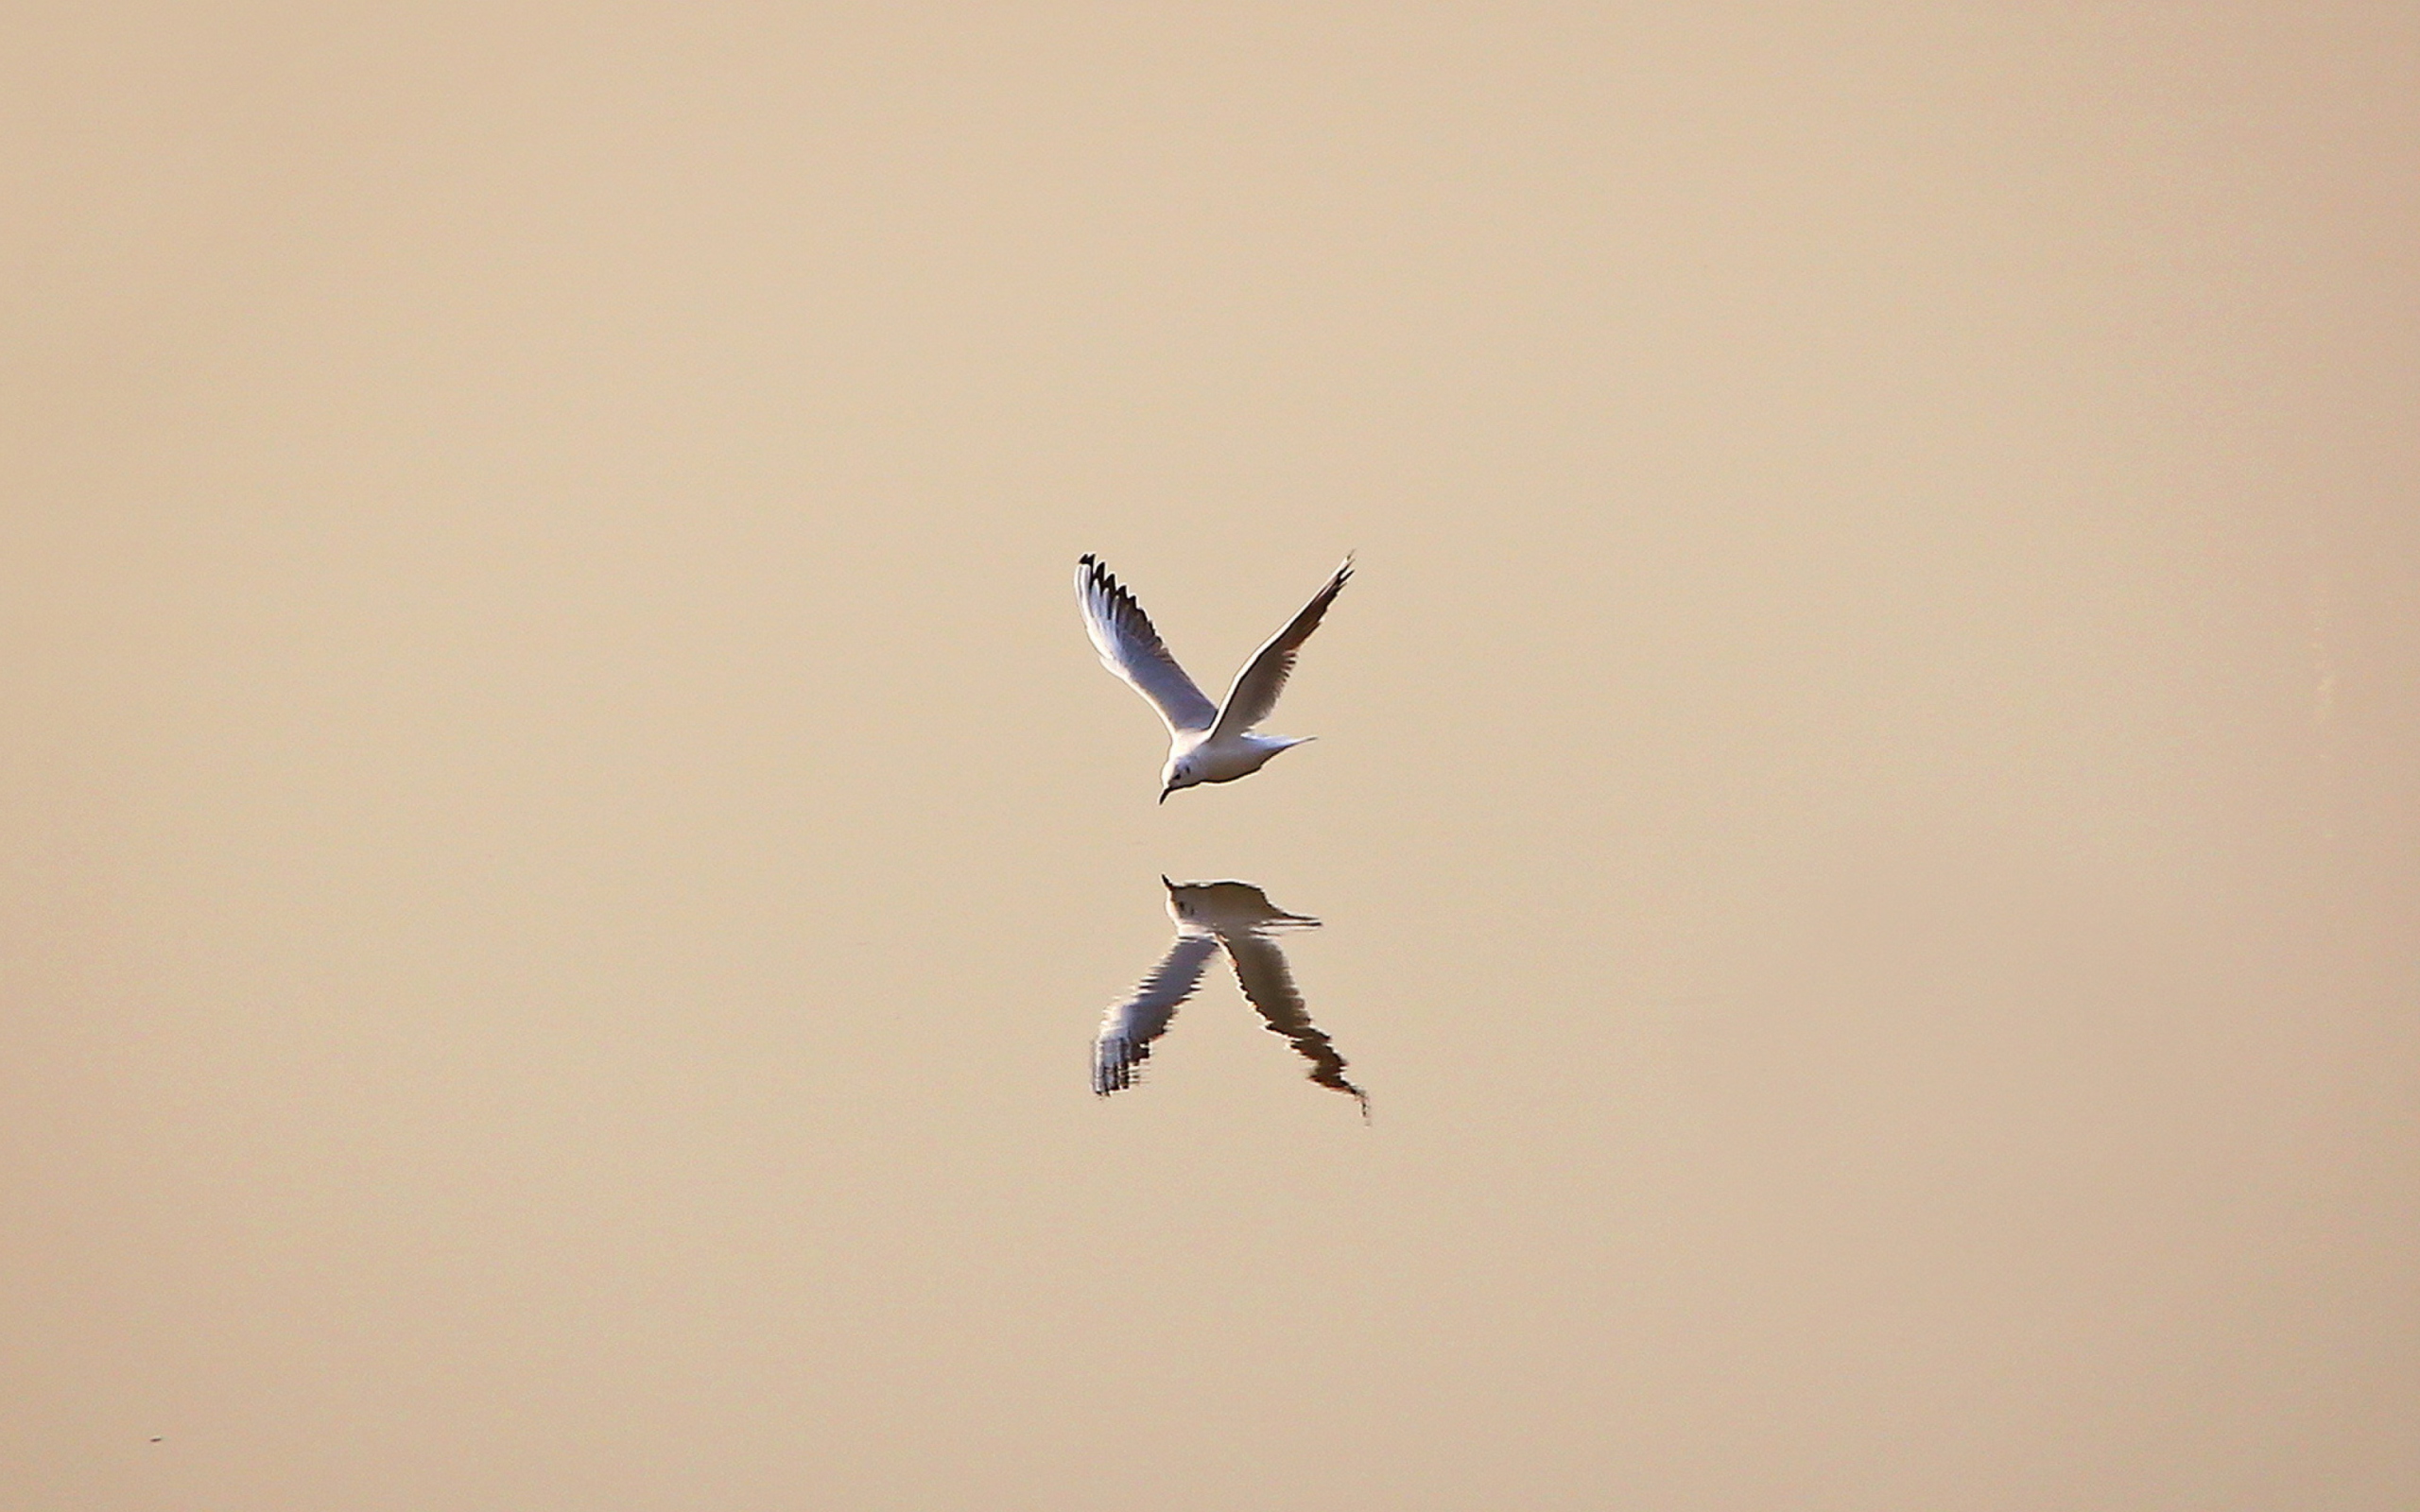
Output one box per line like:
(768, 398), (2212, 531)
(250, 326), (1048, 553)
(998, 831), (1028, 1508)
(1158, 785), (1172, 804)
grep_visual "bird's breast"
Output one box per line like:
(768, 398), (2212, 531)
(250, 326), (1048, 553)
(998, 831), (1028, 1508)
(1191, 734), (1288, 782)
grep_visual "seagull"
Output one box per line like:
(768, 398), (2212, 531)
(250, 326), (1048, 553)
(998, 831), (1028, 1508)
(1076, 553), (1353, 800)
(1094, 878), (1368, 1115)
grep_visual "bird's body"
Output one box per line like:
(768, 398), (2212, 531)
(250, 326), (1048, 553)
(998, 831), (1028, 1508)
(1075, 553), (1353, 800)
(1172, 729), (1310, 786)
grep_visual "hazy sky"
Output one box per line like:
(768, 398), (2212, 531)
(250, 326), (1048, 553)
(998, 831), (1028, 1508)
(6, 5), (2416, 1508)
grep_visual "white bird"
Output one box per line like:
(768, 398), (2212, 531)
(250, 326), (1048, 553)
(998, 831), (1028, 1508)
(1076, 553), (1354, 801)
(1094, 878), (1367, 1114)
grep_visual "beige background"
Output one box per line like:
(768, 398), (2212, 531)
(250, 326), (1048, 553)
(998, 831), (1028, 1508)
(7, 5), (2416, 1508)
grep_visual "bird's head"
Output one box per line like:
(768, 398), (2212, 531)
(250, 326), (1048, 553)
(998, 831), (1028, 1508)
(1159, 758), (1201, 803)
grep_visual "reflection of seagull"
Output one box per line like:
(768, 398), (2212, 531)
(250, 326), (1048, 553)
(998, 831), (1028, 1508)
(1094, 879), (1368, 1115)
(1076, 554), (1353, 801)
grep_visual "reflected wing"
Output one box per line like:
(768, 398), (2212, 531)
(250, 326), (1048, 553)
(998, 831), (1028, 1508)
(1223, 930), (1369, 1115)
(1093, 934), (1221, 1096)
(1077, 556), (1219, 736)
(1211, 557), (1352, 738)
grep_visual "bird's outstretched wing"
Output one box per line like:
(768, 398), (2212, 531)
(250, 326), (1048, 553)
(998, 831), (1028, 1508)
(1211, 557), (1353, 739)
(1093, 933), (1221, 1096)
(1077, 556), (1219, 736)
(1223, 929), (1369, 1115)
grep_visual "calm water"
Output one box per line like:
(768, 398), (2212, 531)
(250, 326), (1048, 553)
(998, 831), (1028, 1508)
(9, 8), (2414, 1510)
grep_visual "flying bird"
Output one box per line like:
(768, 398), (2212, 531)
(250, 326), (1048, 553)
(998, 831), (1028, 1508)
(1094, 878), (1368, 1115)
(1076, 553), (1353, 800)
